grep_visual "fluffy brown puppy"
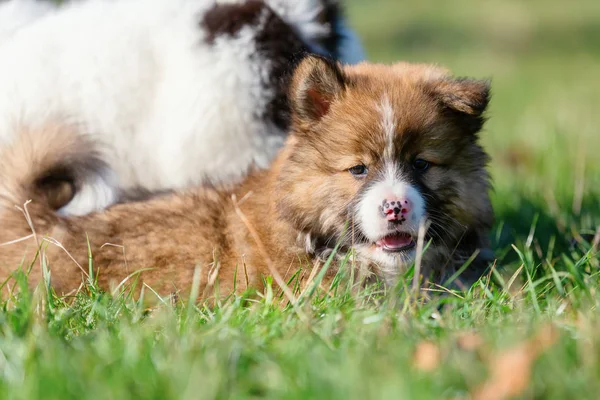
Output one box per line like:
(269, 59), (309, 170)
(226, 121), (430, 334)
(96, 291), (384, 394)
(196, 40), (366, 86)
(0, 56), (494, 299)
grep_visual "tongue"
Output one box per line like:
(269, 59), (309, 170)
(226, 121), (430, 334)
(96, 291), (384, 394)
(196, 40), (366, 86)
(377, 233), (414, 250)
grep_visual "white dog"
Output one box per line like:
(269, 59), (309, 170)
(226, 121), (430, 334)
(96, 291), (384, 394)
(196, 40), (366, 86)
(0, 0), (365, 215)
(0, 0), (55, 45)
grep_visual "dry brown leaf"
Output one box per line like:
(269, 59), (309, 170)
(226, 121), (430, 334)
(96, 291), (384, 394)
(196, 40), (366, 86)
(472, 324), (559, 400)
(413, 341), (441, 372)
(456, 332), (484, 352)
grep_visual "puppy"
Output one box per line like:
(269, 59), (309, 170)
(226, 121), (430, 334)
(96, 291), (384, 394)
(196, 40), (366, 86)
(0, 0), (364, 216)
(0, 56), (494, 299)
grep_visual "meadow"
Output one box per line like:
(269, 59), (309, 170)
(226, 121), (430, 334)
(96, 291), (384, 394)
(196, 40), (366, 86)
(1, 0), (599, 398)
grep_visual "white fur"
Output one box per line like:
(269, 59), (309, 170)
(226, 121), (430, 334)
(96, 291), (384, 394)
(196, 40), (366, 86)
(355, 163), (425, 273)
(0, 0), (366, 216)
(56, 174), (119, 217)
(0, 0), (56, 45)
(263, 0), (330, 51)
(378, 95), (396, 162)
(262, 0), (366, 62)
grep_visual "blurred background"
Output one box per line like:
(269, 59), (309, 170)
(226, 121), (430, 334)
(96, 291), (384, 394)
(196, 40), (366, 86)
(346, 0), (600, 260)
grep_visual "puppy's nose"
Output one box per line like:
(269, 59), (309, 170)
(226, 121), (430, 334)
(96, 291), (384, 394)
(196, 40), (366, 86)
(381, 198), (411, 221)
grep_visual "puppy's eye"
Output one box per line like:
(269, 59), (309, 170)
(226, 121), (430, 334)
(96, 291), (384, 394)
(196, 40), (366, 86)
(348, 164), (368, 177)
(413, 159), (430, 172)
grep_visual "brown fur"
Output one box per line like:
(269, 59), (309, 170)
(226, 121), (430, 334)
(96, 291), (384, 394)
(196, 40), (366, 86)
(0, 56), (494, 299)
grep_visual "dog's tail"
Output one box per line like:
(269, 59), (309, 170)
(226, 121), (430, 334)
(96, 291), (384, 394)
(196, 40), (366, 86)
(266, 0), (365, 64)
(0, 121), (117, 216)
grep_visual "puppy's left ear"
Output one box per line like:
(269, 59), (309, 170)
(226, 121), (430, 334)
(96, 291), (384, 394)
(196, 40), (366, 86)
(289, 55), (347, 124)
(430, 78), (491, 132)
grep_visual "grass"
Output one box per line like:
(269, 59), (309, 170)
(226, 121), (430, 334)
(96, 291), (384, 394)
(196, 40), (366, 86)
(1, 0), (600, 398)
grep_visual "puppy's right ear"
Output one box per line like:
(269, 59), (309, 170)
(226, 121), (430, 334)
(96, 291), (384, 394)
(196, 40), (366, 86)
(290, 55), (346, 123)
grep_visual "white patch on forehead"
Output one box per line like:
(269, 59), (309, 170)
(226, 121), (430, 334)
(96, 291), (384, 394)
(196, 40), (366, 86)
(383, 161), (399, 183)
(377, 95), (396, 162)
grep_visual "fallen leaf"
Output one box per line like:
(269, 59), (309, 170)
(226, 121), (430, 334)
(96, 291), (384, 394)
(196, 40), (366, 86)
(413, 341), (441, 372)
(456, 332), (484, 352)
(472, 324), (559, 400)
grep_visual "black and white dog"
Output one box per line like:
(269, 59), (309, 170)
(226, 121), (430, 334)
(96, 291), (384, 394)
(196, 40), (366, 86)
(0, 0), (365, 215)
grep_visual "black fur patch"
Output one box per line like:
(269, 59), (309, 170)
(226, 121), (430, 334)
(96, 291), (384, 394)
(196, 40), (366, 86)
(201, 1), (265, 44)
(316, 0), (344, 59)
(255, 6), (308, 130)
(115, 187), (174, 205)
(201, 1), (308, 130)
(34, 167), (76, 211)
(33, 141), (111, 211)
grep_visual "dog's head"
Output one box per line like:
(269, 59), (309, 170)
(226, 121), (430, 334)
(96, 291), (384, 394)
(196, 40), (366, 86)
(276, 55), (494, 283)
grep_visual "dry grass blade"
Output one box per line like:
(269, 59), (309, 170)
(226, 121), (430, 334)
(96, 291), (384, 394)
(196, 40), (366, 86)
(231, 194), (306, 320)
(504, 263), (525, 296)
(201, 251), (222, 300)
(110, 268), (156, 297)
(13, 200), (90, 280)
(424, 284), (465, 299)
(15, 201), (39, 247)
(592, 226), (600, 250)
(100, 242), (130, 275)
(299, 259), (321, 299)
(43, 237), (89, 279)
(15, 200), (48, 316)
(412, 219), (429, 296)
(0, 234), (34, 247)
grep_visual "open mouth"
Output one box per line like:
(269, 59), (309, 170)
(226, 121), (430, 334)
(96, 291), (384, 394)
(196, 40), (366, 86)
(375, 232), (416, 253)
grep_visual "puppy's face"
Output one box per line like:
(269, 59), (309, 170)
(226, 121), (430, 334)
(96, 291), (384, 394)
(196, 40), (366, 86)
(277, 56), (494, 282)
